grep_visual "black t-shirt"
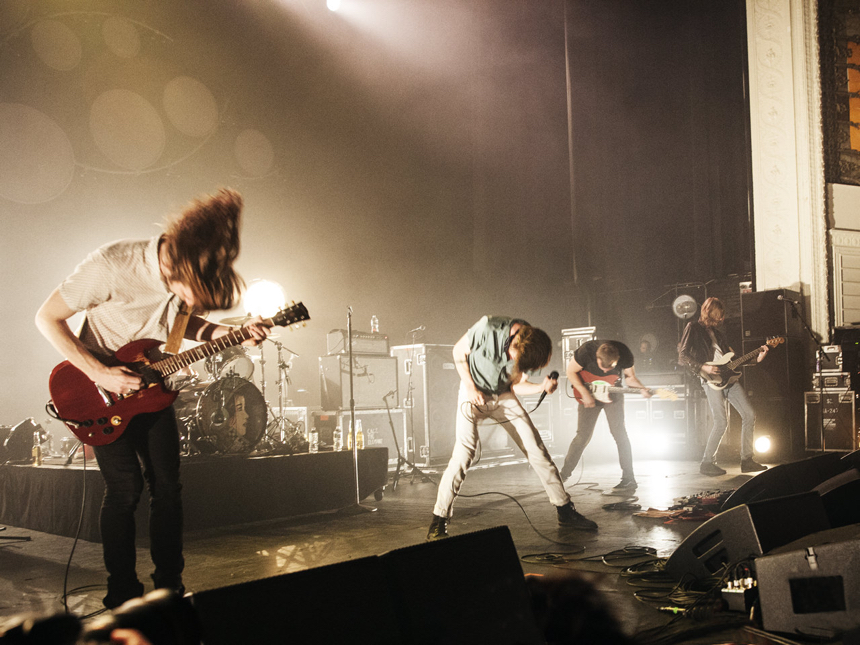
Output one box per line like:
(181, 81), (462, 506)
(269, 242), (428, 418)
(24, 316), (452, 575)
(573, 340), (634, 378)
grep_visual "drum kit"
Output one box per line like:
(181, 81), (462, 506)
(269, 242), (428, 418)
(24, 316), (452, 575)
(174, 314), (306, 456)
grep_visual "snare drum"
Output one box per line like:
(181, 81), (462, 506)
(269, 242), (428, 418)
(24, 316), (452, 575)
(206, 346), (255, 381)
(192, 377), (267, 454)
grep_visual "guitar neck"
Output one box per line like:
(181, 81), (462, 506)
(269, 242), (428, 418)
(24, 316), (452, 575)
(727, 346), (764, 370)
(152, 326), (260, 377)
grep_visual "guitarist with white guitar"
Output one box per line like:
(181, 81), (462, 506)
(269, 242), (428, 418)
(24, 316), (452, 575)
(560, 340), (652, 492)
(35, 188), (271, 610)
(678, 297), (770, 477)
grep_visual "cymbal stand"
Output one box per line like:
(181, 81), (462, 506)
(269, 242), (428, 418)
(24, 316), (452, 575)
(383, 392), (431, 490)
(270, 340), (301, 443)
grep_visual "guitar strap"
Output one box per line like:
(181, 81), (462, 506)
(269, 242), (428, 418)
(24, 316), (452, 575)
(164, 303), (191, 355)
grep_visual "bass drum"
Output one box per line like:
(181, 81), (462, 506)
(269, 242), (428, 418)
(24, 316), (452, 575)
(193, 377), (267, 454)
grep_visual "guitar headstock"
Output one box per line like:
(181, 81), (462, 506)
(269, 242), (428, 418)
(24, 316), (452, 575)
(269, 302), (310, 330)
(766, 336), (785, 348)
(656, 387), (679, 402)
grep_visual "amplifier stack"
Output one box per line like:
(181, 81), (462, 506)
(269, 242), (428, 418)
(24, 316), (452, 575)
(807, 339), (858, 452)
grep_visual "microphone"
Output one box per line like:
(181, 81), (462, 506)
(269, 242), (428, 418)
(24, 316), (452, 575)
(777, 295), (799, 304)
(382, 390), (396, 399)
(536, 371), (559, 407)
(409, 325), (426, 333)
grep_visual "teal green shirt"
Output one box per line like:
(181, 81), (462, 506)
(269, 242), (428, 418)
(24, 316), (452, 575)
(466, 315), (528, 395)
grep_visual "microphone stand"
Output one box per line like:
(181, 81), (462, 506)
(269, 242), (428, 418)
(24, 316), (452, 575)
(383, 391), (430, 490)
(339, 306), (376, 515)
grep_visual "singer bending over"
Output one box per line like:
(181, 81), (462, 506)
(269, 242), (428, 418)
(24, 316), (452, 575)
(35, 189), (270, 609)
(427, 316), (597, 540)
(560, 340), (651, 491)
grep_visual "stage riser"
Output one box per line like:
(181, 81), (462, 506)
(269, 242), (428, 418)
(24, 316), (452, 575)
(0, 449), (388, 543)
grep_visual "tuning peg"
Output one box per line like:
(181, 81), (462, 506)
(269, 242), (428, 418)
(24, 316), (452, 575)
(302, 322), (307, 327)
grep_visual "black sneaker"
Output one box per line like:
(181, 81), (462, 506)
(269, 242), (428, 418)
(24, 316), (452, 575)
(700, 461), (727, 476)
(426, 514), (449, 540)
(556, 502), (598, 530)
(613, 477), (638, 491)
(741, 458), (767, 473)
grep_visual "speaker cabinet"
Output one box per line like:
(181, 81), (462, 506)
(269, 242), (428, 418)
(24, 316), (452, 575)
(665, 492), (830, 581)
(741, 288), (804, 339)
(191, 526), (541, 645)
(390, 344), (459, 467)
(742, 337), (807, 400)
(720, 452), (847, 510)
(805, 390), (857, 451)
(319, 354), (398, 410)
(192, 556), (402, 645)
(381, 526), (543, 645)
(815, 469), (860, 528)
(756, 525), (860, 634)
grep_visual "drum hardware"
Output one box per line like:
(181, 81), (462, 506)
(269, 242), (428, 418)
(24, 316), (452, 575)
(254, 339), (307, 455)
(205, 346), (254, 381)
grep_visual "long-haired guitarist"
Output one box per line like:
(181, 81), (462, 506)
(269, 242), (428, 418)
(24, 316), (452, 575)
(678, 296), (768, 476)
(560, 340), (651, 491)
(34, 188), (270, 609)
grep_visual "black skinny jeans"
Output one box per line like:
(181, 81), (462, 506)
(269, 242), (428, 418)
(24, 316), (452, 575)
(92, 408), (183, 593)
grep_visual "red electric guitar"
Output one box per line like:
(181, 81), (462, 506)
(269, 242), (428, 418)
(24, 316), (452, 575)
(572, 370), (678, 404)
(48, 303), (310, 446)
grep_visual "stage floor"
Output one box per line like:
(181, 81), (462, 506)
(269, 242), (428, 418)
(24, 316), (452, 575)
(0, 454), (851, 644)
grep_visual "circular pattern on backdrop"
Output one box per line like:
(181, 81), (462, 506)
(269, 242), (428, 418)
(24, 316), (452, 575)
(90, 89), (166, 171)
(102, 16), (141, 58)
(163, 76), (219, 138)
(0, 103), (75, 204)
(31, 19), (81, 71)
(0, 10), (276, 202)
(235, 128), (275, 177)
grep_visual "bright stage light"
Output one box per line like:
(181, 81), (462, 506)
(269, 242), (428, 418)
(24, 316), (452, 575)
(243, 280), (286, 318)
(754, 435), (772, 454)
(326, 0), (341, 12)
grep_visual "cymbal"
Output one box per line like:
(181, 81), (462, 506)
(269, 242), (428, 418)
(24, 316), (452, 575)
(220, 315), (251, 325)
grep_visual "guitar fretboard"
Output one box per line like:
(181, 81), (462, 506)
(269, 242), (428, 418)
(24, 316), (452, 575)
(152, 327), (254, 377)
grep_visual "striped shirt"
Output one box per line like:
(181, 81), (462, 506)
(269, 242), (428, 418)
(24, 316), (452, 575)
(59, 237), (183, 361)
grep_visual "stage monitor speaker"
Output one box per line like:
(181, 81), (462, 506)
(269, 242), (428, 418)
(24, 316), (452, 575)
(319, 354), (398, 410)
(720, 452), (847, 511)
(756, 525), (860, 635)
(741, 288), (804, 339)
(815, 468), (860, 528)
(379, 526), (543, 645)
(390, 344), (459, 467)
(665, 492), (830, 581)
(191, 556), (402, 645)
(805, 390), (858, 451)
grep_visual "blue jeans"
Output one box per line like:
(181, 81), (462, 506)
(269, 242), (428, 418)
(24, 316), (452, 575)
(92, 408), (184, 596)
(701, 381), (755, 463)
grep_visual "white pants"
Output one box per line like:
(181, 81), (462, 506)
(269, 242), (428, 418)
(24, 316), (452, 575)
(433, 384), (571, 518)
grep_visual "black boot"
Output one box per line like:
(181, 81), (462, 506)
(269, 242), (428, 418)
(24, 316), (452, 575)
(426, 514), (449, 541)
(103, 578), (145, 610)
(556, 502), (598, 530)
